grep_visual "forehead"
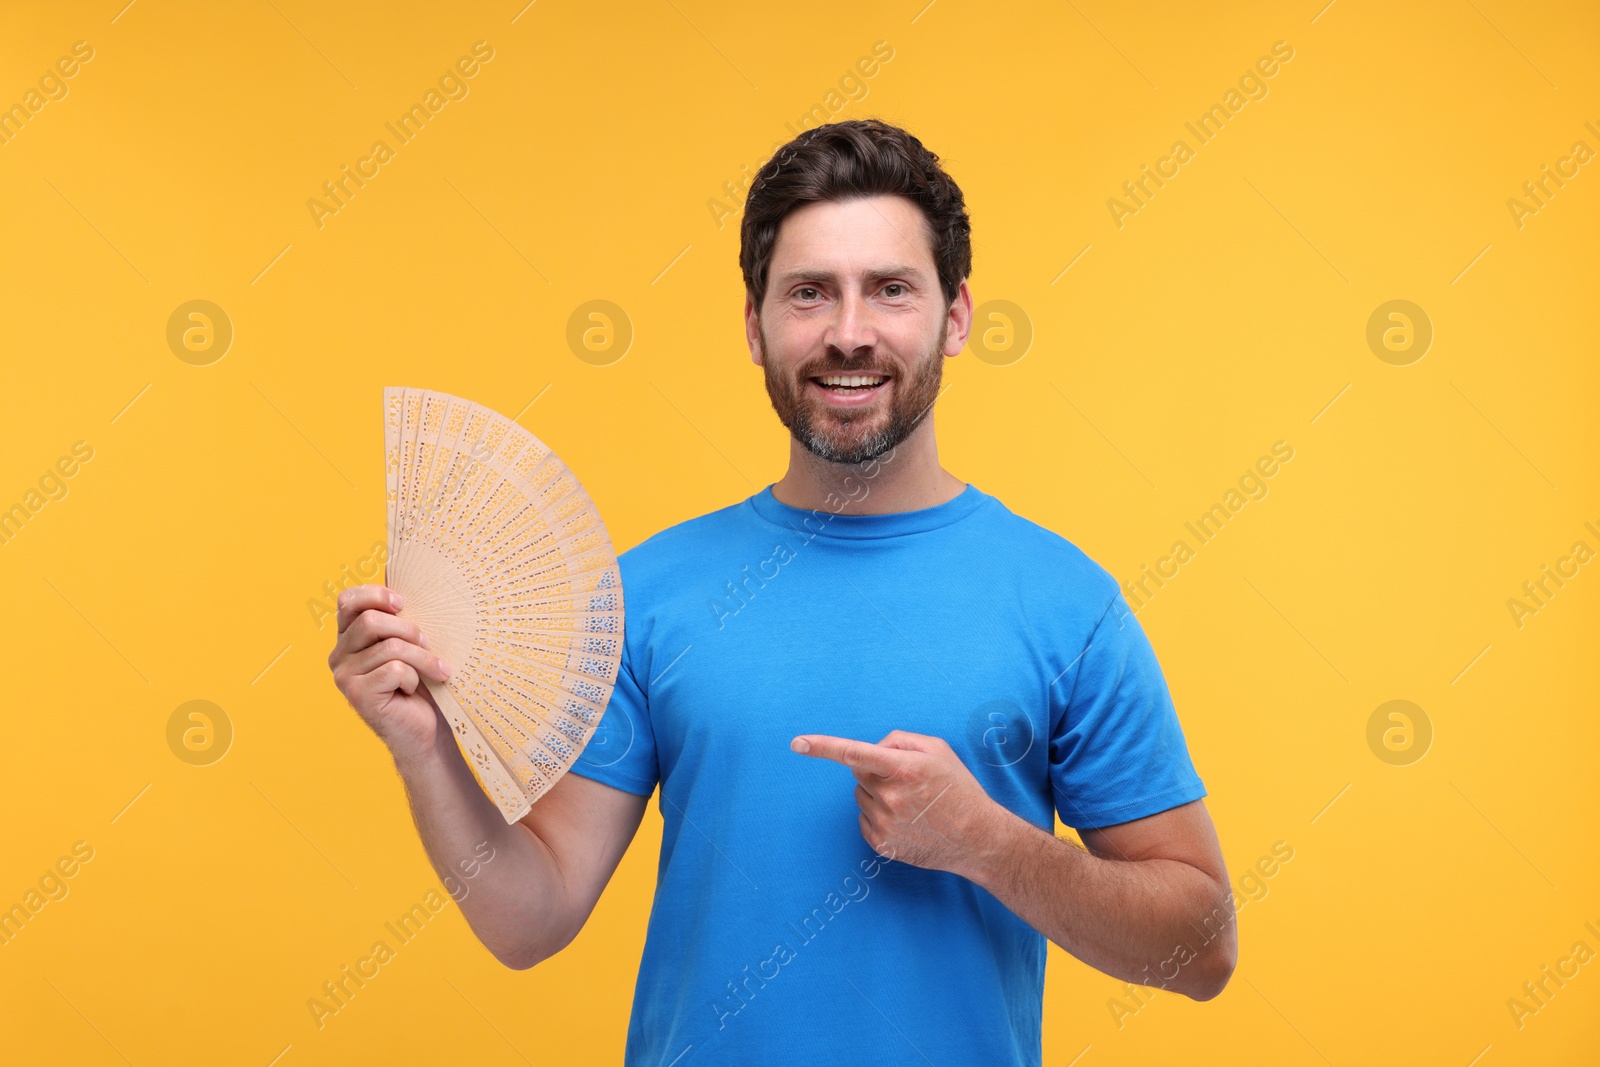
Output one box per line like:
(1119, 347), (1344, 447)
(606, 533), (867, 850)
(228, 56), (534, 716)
(768, 194), (935, 277)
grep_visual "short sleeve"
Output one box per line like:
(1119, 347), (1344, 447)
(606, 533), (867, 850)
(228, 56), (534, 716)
(566, 621), (659, 797)
(1048, 593), (1206, 830)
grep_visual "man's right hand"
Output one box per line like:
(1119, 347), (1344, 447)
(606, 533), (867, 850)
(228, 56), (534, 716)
(327, 583), (454, 766)
(327, 585), (647, 972)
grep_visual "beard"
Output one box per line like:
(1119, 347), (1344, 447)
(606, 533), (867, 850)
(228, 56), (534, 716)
(760, 317), (948, 466)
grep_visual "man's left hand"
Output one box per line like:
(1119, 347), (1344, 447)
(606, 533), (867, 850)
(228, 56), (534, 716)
(790, 729), (1002, 876)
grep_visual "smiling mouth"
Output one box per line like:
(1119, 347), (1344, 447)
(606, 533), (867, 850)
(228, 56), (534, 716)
(809, 373), (891, 397)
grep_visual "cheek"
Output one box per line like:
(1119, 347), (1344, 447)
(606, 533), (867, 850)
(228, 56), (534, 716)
(771, 325), (825, 369)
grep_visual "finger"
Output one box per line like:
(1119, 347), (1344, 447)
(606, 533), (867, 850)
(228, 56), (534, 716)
(790, 734), (902, 777)
(347, 608), (430, 653)
(854, 781), (880, 808)
(360, 658), (421, 699)
(859, 810), (888, 855)
(851, 767), (887, 796)
(348, 636), (451, 683)
(337, 585), (404, 633)
(877, 729), (939, 753)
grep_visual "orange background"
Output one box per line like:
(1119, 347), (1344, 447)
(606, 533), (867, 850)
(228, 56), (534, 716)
(1, 1), (1596, 1063)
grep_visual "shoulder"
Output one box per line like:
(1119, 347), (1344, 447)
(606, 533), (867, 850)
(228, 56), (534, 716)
(976, 491), (1123, 618)
(614, 497), (749, 587)
(607, 497), (758, 653)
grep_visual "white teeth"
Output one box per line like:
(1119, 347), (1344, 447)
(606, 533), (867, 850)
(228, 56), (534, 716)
(817, 375), (887, 387)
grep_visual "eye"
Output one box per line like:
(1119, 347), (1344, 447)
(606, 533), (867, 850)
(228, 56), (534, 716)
(882, 283), (906, 297)
(796, 286), (821, 301)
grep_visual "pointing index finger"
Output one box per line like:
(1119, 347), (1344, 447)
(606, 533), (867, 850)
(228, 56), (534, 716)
(791, 734), (902, 777)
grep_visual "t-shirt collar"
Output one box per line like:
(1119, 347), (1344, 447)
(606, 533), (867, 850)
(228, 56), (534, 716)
(747, 481), (987, 540)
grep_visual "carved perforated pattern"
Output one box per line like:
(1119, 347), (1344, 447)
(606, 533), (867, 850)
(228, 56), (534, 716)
(382, 386), (624, 824)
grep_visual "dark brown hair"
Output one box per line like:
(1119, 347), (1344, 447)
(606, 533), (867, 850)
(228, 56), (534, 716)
(739, 118), (972, 311)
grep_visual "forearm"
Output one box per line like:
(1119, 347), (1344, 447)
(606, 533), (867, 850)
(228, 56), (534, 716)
(954, 804), (1235, 1000)
(393, 725), (571, 968)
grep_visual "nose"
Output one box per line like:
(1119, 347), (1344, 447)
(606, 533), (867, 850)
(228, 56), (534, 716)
(823, 288), (875, 360)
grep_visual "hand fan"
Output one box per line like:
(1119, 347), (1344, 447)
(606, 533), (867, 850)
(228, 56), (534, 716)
(382, 386), (624, 823)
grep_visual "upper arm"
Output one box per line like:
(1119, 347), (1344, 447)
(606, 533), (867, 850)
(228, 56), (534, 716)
(1077, 797), (1227, 887)
(517, 770), (650, 951)
(1049, 594), (1208, 831)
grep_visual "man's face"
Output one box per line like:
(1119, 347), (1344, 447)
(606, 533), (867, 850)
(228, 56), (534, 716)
(747, 195), (967, 466)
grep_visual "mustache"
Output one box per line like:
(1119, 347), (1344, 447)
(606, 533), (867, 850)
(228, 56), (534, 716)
(801, 365), (895, 378)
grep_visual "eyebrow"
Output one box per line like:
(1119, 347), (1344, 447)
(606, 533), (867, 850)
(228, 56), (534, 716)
(774, 264), (926, 287)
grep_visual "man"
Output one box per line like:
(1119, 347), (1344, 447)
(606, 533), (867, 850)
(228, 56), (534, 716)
(329, 118), (1236, 1066)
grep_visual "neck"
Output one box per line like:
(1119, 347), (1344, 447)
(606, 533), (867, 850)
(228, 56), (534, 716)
(770, 418), (966, 514)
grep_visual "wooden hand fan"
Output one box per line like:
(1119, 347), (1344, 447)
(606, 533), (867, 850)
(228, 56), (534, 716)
(383, 386), (624, 823)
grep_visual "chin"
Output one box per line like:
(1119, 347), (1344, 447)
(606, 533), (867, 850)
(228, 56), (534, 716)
(801, 428), (896, 464)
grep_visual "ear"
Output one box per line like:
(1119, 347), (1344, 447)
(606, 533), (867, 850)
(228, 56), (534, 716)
(944, 279), (973, 358)
(745, 294), (764, 367)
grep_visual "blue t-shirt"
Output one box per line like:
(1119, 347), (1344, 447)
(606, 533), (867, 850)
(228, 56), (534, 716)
(568, 482), (1206, 1066)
